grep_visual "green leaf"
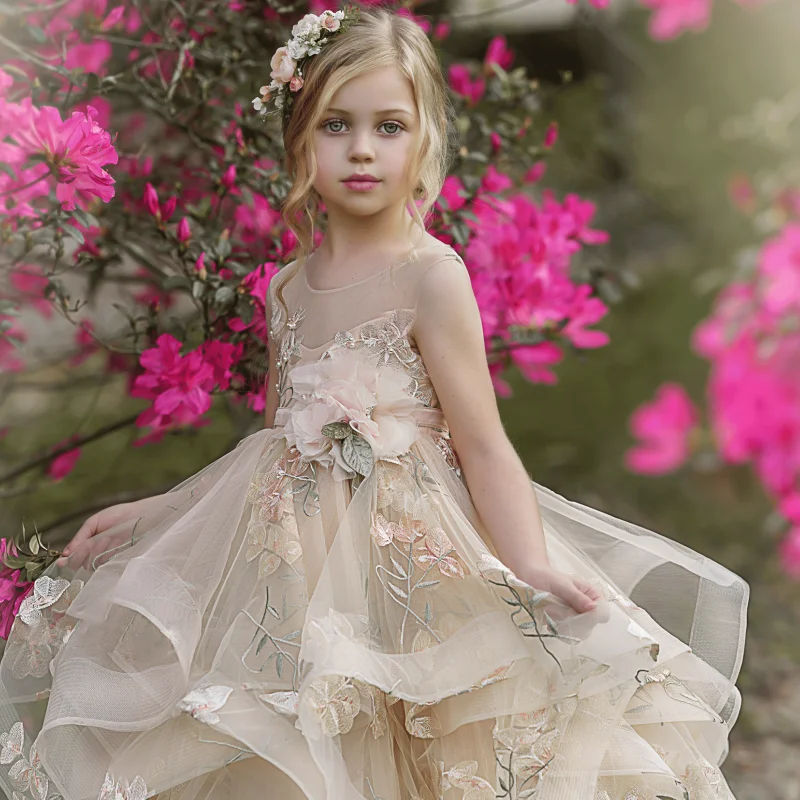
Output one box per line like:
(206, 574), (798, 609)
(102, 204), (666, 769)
(26, 24), (48, 43)
(227, 260), (251, 277)
(341, 434), (373, 478)
(70, 208), (100, 229)
(216, 236), (232, 261)
(321, 421), (351, 440)
(61, 223), (85, 245)
(29, 535), (40, 556)
(192, 280), (206, 301)
(214, 286), (235, 306)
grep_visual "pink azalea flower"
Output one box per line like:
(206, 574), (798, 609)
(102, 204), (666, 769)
(0, 540), (35, 640)
(433, 20), (451, 40)
(437, 176), (467, 212)
(47, 439), (82, 481)
(625, 383), (699, 475)
(543, 121), (559, 149)
(131, 334), (215, 432)
(639, 0), (712, 40)
(7, 265), (52, 320)
(484, 35), (514, 75)
(480, 165), (513, 194)
(448, 64), (485, 105)
(6, 100), (118, 211)
(780, 493), (800, 524)
(523, 162), (547, 184)
(0, 317), (26, 373)
(758, 222), (800, 315)
(510, 342), (563, 385)
(228, 262), (279, 341)
(201, 340), (243, 392)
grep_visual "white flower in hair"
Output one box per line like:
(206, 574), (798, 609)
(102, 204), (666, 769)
(253, 5), (358, 120)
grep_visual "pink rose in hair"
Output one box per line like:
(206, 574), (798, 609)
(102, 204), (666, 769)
(270, 46), (296, 84)
(290, 75), (304, 92)
(320, 13), (341, 32)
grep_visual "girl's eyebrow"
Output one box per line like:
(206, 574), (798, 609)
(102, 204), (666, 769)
(327, 107), (414, 118)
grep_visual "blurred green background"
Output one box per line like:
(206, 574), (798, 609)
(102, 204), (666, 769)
(2, 1), (799, 796)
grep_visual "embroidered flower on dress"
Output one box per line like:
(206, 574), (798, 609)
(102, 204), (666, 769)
(98, 772), (147, 800)
(412, 527), (466, 579)
(7, 577), (83, 680)
(176, 684), (234, 725)
(245, 518), (302, 579)
(437, 760), (495, 800)
(369, 513), (423, 547)
(282, 348), (423, 481)
(305, 675), (361, 736)
(0, 722), (49, 800)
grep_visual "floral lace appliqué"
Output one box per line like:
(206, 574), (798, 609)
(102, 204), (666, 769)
(98, 771), (147, 800)
(0, 722), (54, 800)
(321, 310), (437, 408)
(7, 576), (83, 681)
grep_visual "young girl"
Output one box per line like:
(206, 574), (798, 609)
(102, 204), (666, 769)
(0, 8), (747, 800)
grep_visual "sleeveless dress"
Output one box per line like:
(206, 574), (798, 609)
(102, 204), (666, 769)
(0, 242), (748, 800)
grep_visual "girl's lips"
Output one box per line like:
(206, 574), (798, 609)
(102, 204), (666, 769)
(343, 179), (381, 192)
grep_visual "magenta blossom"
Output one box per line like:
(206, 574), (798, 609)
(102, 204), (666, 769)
(484, 35), (514, 75)
(0, 540), (34, 640)
(758, 222), (800, 316)
(625, 383), (699, 475)
(47, 439), (83, 481)
(5, 100), (118, 211)
(131, 334), (215, 433)
(639, 0), (712, 40)
(448, 64), (485, 106)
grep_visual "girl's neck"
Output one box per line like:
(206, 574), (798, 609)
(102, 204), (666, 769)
(317, 201), (424, 266)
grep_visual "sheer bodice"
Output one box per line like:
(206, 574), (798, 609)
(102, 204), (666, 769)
(268, 242), (463, 413)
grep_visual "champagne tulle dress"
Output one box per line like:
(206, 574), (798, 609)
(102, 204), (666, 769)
(0, 242), (748, 800)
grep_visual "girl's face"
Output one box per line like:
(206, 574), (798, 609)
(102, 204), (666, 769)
(312, 66), (419, 218)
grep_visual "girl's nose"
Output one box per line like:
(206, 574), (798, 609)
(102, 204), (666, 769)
(348, 130), (375, 162)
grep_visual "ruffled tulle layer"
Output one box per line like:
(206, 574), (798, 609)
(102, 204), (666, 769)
(0, 419), (747, 800)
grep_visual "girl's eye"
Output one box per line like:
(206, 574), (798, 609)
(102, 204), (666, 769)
(379, 121), (404, 136)
(322, 119), (347, 134)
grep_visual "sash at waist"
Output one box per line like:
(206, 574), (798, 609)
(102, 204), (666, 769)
(272, 406), (449, 437)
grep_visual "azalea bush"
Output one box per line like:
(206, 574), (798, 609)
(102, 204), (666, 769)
(626, 182), (800, 577)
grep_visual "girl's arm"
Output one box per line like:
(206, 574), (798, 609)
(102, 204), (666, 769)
(413, 257), (599, 614)
(264, 326), (279, 429)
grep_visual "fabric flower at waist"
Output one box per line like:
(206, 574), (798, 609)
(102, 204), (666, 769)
(280, 349), (424, 482)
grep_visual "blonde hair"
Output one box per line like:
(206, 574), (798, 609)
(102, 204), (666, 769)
(274, 7), (457, 314)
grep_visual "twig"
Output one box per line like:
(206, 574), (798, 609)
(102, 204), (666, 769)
(0, 412), (140, 486)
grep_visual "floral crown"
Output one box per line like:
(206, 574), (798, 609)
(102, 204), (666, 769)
(253, 5), (361, 123)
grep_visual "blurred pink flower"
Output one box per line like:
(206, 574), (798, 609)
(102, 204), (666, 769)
(484, 35), (514, 75)
(543, 122), (559, 149)
(47, 439), (82, 481)
(639, 0), (712, 40)
(758, 222), (800, 315)
(626, 383), (699, 475)
(448, 64), (485, 105)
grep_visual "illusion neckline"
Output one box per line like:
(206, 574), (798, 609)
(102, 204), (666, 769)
(301, 242), (441, 294)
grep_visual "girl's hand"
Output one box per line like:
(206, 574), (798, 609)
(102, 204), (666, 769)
(56, 498), (156, 570)
(514, 563), (602, 614)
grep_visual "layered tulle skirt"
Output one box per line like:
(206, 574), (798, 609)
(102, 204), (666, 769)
(0, 410), (748, 800)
